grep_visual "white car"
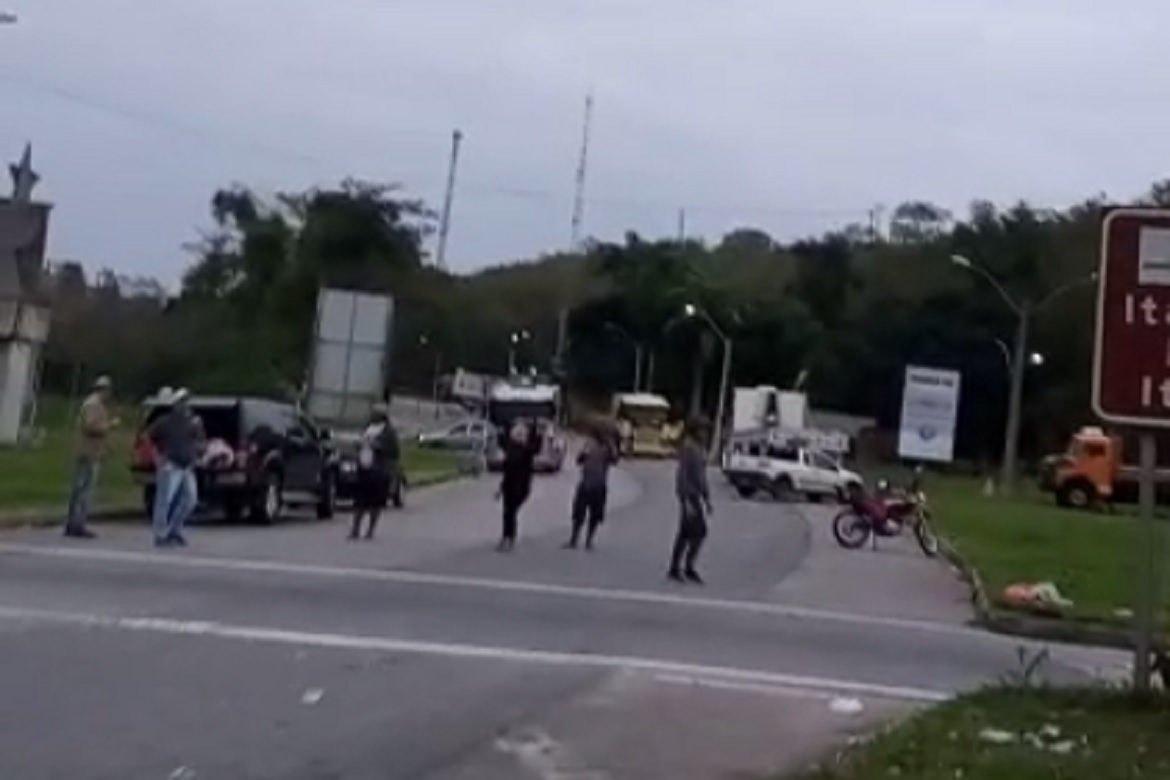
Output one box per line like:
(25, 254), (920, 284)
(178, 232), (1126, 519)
(723, 440), (862, 502)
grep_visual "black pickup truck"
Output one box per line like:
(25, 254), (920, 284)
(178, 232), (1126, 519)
(130, 395), (337, 524)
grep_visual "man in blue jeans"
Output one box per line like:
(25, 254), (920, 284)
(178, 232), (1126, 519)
(148, 388), (202, 547)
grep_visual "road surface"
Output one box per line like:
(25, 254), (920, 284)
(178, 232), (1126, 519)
(0, 461), (1127, 779)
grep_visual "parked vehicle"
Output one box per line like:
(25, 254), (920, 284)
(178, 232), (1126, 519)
(417, 419), (495, 451)
(722, 433), (862, 502)
(612, 392), (676, 458)
(1041, 426), (1170, 509)
(484, 380), (566, 473)
(330, 430), (406, 508)
(831, 472), (939, 557)
(130, 395), (337, 524)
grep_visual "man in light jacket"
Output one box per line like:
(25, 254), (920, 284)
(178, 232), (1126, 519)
(64, 376), (120, 539)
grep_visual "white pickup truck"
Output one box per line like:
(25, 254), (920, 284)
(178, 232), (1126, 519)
(722, 439), (863, 502)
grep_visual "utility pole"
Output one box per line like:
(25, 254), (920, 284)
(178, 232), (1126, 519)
(676, 208), (687, 242)
(555, 93), (594, 372)
(435, 129), (463, 271)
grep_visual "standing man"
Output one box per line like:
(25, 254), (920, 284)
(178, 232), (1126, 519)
(348, 403), (399, 540)
(148, 388), (201, 547)
(64, 375), (120, 539)
(668, 416), (713, 584)
(565, 421), (618, 551)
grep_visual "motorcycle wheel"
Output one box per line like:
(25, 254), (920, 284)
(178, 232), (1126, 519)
(832, 510), (871, 550)
(913, 516), (940, 557)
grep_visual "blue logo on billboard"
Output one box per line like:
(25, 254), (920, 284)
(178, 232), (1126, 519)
(918, 424), (937, 441)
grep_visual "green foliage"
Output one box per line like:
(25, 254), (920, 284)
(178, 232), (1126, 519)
(40, 177), (1170, 464)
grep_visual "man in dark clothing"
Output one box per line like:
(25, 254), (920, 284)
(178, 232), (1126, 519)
(148, 388), (202, 547)
(668, 416), (713, 584)
(565, 425), (618, 550)
(349, 404), (399, 540)
(495, 419), (543, 551)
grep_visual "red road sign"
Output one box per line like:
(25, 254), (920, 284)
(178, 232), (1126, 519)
(1093, 207), (1170, 427)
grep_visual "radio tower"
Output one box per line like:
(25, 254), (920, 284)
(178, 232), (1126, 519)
(568, 92), (594, 250)
(556, 92), (594, 370)
(435, 129), (463, 270)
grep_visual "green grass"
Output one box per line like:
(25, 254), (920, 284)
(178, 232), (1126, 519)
(787, 687), (1170, 780)
(919, 473), (1144, 624)
(0, 396), (460, 513)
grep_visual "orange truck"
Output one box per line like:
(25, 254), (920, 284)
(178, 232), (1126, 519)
(1040, 426), (1170, 509)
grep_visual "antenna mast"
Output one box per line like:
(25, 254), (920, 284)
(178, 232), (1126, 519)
(569, 93), (594, 250)
(435, 128), (463, 270)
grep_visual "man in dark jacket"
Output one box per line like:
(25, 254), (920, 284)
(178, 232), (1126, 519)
(668, 416), (713, 584)
(565, 422), (618, 550)
(495, 419), (543, 551)
(349, 404), (400, 540)
(148, 388), (202, 547)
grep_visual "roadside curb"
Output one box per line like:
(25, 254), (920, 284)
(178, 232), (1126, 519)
(939, 536), (1147, 651)
(0, 471), (467, 531)
(0, 505), (139, 530)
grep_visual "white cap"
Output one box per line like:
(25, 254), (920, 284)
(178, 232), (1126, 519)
(171, 387), (190, 404)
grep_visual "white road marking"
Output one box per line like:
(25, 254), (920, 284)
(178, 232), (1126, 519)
(0, 603), (950, 703)
(0, 541), (989, 640)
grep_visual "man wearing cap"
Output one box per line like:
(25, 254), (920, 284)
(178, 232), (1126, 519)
(64, 376), (120, 539)
(147, 387), (202, 547)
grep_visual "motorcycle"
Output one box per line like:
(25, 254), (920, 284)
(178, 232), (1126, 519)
(831, 471), (940, 557)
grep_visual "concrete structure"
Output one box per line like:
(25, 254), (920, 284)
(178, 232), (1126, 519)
(0, 144), (51, 443)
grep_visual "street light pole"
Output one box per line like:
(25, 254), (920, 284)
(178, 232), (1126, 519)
(1002, 311), (1029, 496)
(683, 304), (733, 463)
(952, 255), (1095, 494)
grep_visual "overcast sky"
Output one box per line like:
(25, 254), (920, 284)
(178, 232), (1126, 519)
(2, 0), (1168, 284)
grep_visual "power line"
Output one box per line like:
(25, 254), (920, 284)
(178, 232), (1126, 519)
(0, 70), (876, 222)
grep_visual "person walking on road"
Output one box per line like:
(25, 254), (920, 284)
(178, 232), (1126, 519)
(668, 416), (713, 585)
(148, 388), (202, 547)
(348, 403), (399, 540)
(64, 375), (120, 539)
(564, 423), (618, 551)
(495, 419), (542, 552)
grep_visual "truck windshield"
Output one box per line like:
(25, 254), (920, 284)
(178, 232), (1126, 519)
(619, 405), (667, 427)
(487, 400), (556, 428)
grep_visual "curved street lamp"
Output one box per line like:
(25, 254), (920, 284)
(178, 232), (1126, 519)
(951, 254), (1096, 492)
(0, 12), (17, 25)
(682, 303), (733, 462)
(604, 322), (644, 392)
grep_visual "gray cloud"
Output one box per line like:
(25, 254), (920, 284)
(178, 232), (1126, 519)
(2, 0), (1169, 283)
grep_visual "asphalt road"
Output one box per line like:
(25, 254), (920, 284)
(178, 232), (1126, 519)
(0, 460), (1130, 780)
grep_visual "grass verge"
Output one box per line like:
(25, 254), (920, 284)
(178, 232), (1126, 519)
(0, 397), (463, 519)
(922, 473), (1144, 626)
(787, 687), (1170, 780)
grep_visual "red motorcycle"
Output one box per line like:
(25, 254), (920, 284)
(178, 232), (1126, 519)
(831, 472), (940, 557)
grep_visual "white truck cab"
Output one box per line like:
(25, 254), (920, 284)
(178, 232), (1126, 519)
(723, 434), (862, 502)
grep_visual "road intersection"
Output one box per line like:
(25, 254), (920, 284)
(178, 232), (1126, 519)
(0, 461), (1128, 779)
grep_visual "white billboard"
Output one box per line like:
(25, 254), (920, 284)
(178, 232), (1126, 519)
(897, 365), (961, 463)
(307, 288), (394, 426)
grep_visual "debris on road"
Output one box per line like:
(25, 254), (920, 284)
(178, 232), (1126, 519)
(829, 697), (864, 715)
(301, 687), (324, 705)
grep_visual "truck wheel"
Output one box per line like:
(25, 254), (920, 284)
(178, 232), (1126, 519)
(1057, 480), (1096, 510)
(770, 476), (796, 502)
(251, 470), (284, 525)
(734, 483), (756, 499)
(223, 500), (245, 522)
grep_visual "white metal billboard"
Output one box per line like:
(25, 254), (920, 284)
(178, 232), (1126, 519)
(897, 365), (961, 463)
(307, 288), (394, 426)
